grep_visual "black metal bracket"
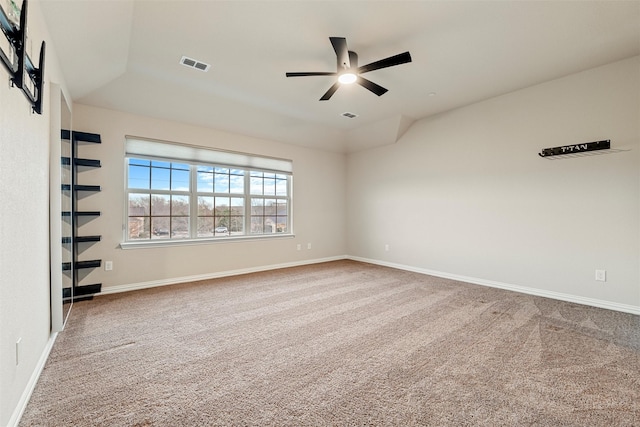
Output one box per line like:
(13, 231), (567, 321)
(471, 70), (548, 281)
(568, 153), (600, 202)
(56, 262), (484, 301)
(0, 0), (46, 114)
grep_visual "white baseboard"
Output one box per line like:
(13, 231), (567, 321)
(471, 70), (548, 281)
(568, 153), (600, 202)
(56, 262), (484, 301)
(348, 256), (640, 316)
(98, 256), (348, 296)
(99, 254), (639, 315)
(7, 332), (58, 427)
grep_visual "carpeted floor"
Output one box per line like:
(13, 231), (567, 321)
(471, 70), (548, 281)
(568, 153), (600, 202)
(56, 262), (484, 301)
(20, 260), (639, 426)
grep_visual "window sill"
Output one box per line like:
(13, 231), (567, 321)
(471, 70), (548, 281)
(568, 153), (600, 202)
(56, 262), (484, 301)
(120, 233), (295, 250)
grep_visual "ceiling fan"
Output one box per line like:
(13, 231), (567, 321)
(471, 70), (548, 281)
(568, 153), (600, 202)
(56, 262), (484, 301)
(286, 37), (412, 101)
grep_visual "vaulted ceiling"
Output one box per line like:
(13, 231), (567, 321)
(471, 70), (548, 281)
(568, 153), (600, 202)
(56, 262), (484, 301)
(40, 1), (640, 153)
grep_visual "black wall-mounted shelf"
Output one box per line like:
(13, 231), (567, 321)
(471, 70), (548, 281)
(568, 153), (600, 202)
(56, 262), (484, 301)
(62, 235), (101, 244)
(76, 158), (102, 168)
(61, 157), (102, 168)
(0, 0), (46, 114)
(61, 184), (102, 192)
(75, 260), (101, 269)
(62, 211), (101, 217)
(76, 235), (102, 243)
(73, 131), (102, 144)
(72, 283), (102, 301)
(62, 260), (102, 270)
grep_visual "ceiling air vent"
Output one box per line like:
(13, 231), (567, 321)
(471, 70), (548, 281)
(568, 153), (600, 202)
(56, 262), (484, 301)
(341, 112), (358, 119)
(179, 56), (211, 72)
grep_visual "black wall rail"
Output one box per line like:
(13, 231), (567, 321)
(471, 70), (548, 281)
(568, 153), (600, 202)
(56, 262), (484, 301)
(0, 0), (46, 114)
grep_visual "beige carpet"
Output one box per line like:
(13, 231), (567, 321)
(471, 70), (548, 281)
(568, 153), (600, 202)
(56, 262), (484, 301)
(20, 260), (639, 426)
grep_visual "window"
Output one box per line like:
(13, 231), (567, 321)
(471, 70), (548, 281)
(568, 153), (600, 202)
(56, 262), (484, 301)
(124, 137), (292, 243)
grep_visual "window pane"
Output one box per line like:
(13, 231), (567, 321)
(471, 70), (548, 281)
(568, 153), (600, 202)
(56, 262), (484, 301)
(215, 197), (230, 211)
(151, 217), (170, 238)
(214, 173), (229, 193)
(172, 163), (189, 170)
(128, 217), (149, 239)
(251, 216), (263, 234)
(129, 193), (150, 216)
(128, 165), (150, 189)
(229, 216), (244, 233)
(230, 174), (244, 194)
(172, 168), (190, 191)
(214, 219), (229, 234)
(151, 160), (170, 168)
(151, 167), (170, 190)
(172, 195), (189, 215)
(198, 196), (213, 215)
(171, 217), (189, 239)
(129, 158), (150, 166)
(230, 197), (244, 211)
(277, 199), (287, 214)
(197, 171), (213, 192)
(151, 195), (170, 215)
(264, 199), (276, 216)
(197, 217), (213, 237)
(197, 165), (213, 173)
(250, 176), (263, 195)
(251, 198), (264, 215)
(276, 217), (287, 233)
(264, 218), (275, 233)
(263, 178), (276, 195)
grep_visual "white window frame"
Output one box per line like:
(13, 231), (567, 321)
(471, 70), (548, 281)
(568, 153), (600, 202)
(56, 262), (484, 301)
(121, 137), (293, 249)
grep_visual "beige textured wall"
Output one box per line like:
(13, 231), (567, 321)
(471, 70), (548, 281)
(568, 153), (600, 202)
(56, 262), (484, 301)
(71, 105), (348, 290)
(0, 1), (69, 425)
(347, 56), (640, 310)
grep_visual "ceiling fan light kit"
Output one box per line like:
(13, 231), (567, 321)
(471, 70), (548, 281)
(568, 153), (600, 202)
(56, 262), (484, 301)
(338, 72), (357, 84)
(286, 36), (412, 101)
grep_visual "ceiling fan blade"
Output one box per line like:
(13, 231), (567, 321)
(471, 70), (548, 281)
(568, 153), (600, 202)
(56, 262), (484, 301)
(286, 72), (337, 77)
(330, 37), (350, 70)
(357, 76), (388, 96)
(358, 51), (412, 74)
(320, 82), (340, 101)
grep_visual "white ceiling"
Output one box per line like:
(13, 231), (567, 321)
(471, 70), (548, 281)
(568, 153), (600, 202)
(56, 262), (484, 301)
(39, 0), (640, 153)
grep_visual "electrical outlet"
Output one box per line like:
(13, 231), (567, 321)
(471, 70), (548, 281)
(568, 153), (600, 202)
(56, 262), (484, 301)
(105, 261), (113, 271)
(595, 269), (606, 282)
(296, 244), (301, 251)
(385, 244), (390, 252)
(307, 243), (312, 250)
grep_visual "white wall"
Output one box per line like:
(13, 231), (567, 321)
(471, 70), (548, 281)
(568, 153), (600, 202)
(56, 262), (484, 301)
(0, 1), (69, 425)
(71, 104), (347, 290)
(347, 56), (640, 312)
